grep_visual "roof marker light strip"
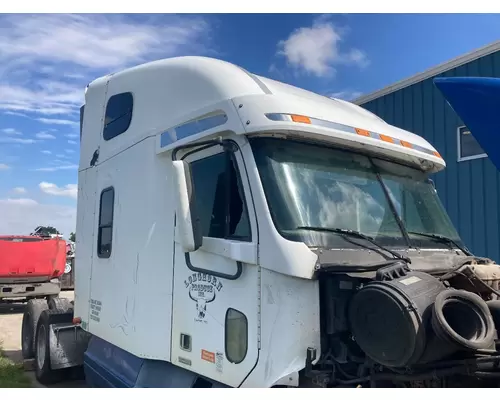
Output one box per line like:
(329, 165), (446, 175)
(265, 113), (442, 159)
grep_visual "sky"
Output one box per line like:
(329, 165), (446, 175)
(1, 13), (500, 237)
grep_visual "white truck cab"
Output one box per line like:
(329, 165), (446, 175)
(23, 57), (500, 388)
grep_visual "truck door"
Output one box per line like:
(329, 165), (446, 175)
(74, 83), (107, 327)
(73, 166), (98, 326)
(171, 144), (259, 388)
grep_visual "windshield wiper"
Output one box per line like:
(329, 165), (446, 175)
(296, 226), (411, 263)
(406, 231), (472, 256)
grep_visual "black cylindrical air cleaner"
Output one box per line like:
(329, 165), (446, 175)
(348, 270), (496, 368)
(348, 271), (445, 368)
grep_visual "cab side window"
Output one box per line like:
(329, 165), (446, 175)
(97, 187), (115, 258)
(190, 152), (251, 241)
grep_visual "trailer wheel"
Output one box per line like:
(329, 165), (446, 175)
(47, 296), (72, 313)
(34, 309), (73, 385)
(21, 299), (48, 359)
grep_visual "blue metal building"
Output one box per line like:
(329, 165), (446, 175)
(354, 41), (500, 261)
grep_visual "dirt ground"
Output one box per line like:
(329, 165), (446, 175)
(0, 291), (86, 388)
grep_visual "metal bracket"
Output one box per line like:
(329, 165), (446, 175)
(304, 347), (331, 387)
(49, 323), (91, 370)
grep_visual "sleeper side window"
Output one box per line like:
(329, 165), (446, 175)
(190, 152), (251, 241)
(97, 187), (115, 258)
(103, 92), (133, 141)
(79, 105), (84, 141)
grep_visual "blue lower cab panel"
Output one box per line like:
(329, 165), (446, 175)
(84, 336), (143, 388)
(83, 336), (228, 388)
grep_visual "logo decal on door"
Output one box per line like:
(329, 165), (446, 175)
(185, 272), (224, 323)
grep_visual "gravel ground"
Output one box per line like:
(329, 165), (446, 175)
(0, 291), (86, 388)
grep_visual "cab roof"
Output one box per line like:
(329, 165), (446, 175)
(82, 56), (444, 172)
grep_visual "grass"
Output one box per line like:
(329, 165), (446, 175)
(0, 343), (32, 388)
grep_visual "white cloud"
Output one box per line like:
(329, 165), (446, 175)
(65, 149), (75, 154)
(68, 140), (78, 145)
(0, 198), (38, 206)
(0, 14), (211, 70)
(0, 14), (213, 118)
(36, 131), (56, 139)
(65, 73), (86, 80)
(65, 133), (79, 139)
(12, 187), (27, 194)
(330, 90), (364, 101)
(276, 16), (369, 78)
(0, 163), (10, 170)
(4, 111), (28, 118)
(0, 83), (82, 116)
(41, 150), (52, 155)
(0, 137), (35, 144)
(39, 182), (78, 199)
(34, 164), (78, 172)
(37, 118), (78, 126)
(2, 128), (22, 135)
(0, 198), (76, 237)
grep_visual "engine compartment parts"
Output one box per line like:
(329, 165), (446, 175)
(431, 289), (495, 353)
(347, 269), (496, 368)
(348, 270), (443, 367)
(486, 300), (500, 332)
(308, 257), (500, 388)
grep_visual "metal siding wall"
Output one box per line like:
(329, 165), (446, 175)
(467, 61), (487, 256)
(486, 55), (500, 261)
(451, 64), (474, 250)
(442, 68), (460, 246)
(361, 51), (500, 261)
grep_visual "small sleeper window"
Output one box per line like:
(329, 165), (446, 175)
(225, 308), (248, 364)
(97, 187), (115, 258)
(103, 92), (133, 141)
(79, 105), (85, 141)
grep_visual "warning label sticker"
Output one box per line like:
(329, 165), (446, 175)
(201, 349), (215, 363)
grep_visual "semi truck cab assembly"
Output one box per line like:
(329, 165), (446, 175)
(20, 58), (500, 388)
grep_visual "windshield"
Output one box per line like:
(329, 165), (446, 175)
(250, 137), (464, 250)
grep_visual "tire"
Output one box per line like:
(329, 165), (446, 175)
(47, 296), (72, 313)
(21, 299), (48, 359)
(34, 309), (73, 385)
